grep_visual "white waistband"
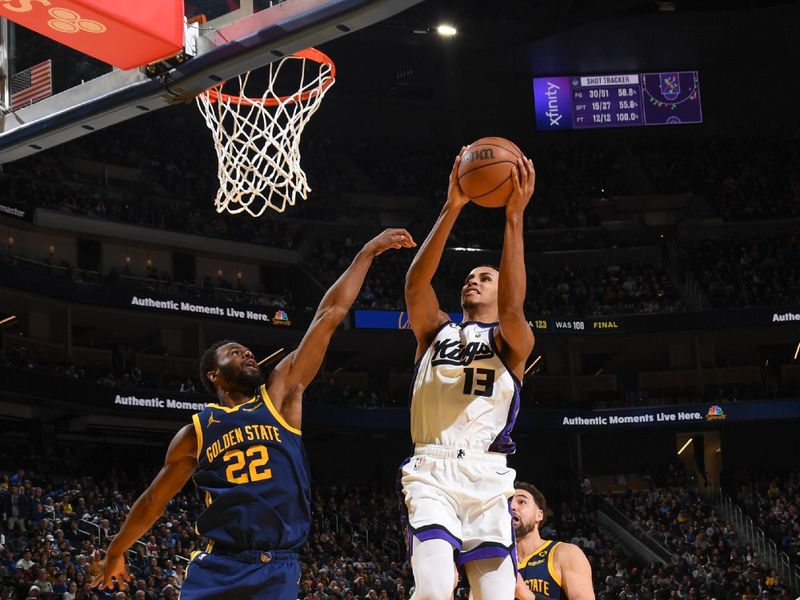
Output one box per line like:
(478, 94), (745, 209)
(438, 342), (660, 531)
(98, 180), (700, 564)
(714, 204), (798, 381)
(413, 443), (507, 465)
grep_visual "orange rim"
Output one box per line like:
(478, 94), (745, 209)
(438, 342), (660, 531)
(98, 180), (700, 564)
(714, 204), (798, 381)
(205, 48), (336, 107)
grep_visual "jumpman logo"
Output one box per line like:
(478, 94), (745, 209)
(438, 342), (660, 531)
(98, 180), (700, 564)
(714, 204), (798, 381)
(457, 449), (466, 459)
(207, 413), (221, 426)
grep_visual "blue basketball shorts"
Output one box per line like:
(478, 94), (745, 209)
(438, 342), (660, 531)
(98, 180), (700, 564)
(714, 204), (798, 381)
(180, 549), (300, 600)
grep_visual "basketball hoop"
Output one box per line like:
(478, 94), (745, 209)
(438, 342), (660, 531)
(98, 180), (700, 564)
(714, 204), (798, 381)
(196, 48), (335, 216)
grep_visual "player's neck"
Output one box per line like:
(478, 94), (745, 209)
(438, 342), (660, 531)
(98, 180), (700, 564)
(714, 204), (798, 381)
(218, 389), (256, 407)
(517, 529), (546, 560)
(462, 307), (499, 324)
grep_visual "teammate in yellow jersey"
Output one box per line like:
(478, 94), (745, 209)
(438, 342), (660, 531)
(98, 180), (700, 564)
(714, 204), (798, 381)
(512, 482), (594, 600)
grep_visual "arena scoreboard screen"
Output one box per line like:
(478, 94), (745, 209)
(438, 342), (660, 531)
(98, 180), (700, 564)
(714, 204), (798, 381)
(533, 71), (702, 131)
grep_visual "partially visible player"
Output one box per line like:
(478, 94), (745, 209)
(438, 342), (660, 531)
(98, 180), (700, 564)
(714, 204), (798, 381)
(92, 228), (416, 600)
(400, 152), (536, 600)
(513, 482), (594, 600)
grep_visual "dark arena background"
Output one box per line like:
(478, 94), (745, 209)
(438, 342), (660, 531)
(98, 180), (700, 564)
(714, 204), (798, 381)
(2, 0), (800, 599)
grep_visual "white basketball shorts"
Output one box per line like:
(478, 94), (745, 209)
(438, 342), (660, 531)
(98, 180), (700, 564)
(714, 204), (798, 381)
(398, 443), (516, 564)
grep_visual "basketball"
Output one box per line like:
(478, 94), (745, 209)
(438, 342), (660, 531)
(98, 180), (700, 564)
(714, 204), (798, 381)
(457, 137), (523, 208)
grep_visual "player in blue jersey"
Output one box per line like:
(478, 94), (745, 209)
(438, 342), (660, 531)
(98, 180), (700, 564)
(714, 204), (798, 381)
(92, 228), (416, 600)
(401, 152), (536, 600)
(513, 482), (593, 600)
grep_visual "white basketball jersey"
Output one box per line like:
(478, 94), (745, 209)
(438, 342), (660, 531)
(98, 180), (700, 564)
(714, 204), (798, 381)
(410, 321), (520, 454)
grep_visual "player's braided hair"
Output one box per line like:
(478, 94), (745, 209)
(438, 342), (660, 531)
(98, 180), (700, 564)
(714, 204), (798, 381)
(515, 481), (548, 525)
(199, 340), (237, 397)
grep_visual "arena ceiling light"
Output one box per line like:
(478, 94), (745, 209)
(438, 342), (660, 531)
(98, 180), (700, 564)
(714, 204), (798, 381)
(436, 24), (457, 36)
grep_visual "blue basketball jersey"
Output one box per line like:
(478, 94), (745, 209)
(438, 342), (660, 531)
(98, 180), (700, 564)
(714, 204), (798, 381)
(191, 385), (310, 551)
(518, 540), (564, 600)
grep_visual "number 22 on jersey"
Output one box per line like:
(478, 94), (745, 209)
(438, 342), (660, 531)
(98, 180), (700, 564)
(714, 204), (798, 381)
(223, 444), (272, 484)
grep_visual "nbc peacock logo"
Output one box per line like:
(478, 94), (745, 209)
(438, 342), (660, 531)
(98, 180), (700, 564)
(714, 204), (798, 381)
(272, 310), (291, 326)
(705, 405), (727, 421)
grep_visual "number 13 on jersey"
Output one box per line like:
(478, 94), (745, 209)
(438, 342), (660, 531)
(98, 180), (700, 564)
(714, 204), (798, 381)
(463, 367), (495, 397)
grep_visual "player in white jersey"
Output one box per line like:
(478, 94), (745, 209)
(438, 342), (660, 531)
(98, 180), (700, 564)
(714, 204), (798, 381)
(401, 150), (536, 600)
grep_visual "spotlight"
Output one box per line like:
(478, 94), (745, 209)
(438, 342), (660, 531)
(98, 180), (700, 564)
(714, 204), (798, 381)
(436, 24), (457, 37)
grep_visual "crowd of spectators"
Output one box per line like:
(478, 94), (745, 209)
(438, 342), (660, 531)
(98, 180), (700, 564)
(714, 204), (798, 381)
(0, 449), (203, 600)
(729, 469), (800, 565)
(0, 343), (170, 394)
(6, 447), (800, 600)
(685, 233), (800, 308)
(0, 342), (391, 408)
(308, 235), (684, 315)
(605, 486), (795, 598)
(1, 153), (302, 251)
(637, 132), (800, 221)
(0, 252), (293, 313)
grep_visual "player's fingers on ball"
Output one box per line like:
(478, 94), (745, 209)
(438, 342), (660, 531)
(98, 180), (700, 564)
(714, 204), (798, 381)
(512, 166), (522, 192)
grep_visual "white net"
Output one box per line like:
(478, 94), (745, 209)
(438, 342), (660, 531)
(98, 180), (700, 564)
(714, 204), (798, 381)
(196, 48), (335, 216)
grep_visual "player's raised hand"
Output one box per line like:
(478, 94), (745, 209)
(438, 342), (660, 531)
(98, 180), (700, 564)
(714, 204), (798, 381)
(506, 156), (536, 217)
(446, 149), (471, 209)
(364, 228), (416, 257)
(91, 551), (131, 591)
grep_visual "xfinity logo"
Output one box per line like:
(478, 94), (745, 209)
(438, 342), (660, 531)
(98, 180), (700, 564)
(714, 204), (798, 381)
(544, 82), (563, 127)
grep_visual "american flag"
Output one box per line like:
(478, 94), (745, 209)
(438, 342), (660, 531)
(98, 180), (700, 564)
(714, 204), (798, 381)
(10, 60), (52, 111)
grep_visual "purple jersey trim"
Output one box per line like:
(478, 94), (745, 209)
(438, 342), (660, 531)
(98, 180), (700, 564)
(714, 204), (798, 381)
(412, 525), (463, 552)
(459, 542), (514, 565)
(487, 330), (521, 454)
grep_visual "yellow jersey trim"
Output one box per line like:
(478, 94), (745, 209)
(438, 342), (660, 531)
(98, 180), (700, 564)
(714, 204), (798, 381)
(191, 413), (203, 459)
(520, 540), (553, 568)
(261, 385), (301, 436)
(206, 396), (260, 413)
(548, 541), (562, 587)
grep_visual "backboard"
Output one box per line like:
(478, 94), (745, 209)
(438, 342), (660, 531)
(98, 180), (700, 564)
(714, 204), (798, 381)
(0, 0), (423, 164)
